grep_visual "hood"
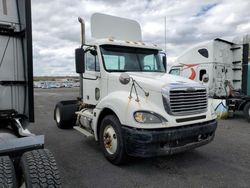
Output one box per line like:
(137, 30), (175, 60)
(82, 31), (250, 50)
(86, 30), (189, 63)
(111, 72), (204, 92)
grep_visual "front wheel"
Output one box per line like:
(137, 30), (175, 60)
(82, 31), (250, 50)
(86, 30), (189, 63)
(243, 102), (250, 122)
(99, 115), (127, 165)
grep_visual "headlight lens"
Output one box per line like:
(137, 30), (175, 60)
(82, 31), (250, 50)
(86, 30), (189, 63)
(134, 111), (166, 124)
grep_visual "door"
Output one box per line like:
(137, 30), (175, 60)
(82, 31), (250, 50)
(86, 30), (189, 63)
(82, 51), (101, 105)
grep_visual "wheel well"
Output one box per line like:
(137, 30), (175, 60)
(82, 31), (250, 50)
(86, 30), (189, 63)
(238, 100), (250, 111)
(97, 108), (117, 140)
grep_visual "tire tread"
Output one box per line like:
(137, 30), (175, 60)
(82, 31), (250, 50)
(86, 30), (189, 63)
(100, 115), (128, 165)
(0, 156), (17, 188)
(21, 149), (61, 188)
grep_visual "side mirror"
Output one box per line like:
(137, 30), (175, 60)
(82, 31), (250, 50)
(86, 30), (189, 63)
(75, 48), (85, 73)
(119, 73), (130, 85)
(162, 55), (167, 72)
(202, 74), (209, 83)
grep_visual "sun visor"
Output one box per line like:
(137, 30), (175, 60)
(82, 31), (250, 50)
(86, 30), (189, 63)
(91, 13), (142, 41)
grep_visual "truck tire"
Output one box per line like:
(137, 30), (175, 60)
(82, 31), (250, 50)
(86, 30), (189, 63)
(99, 115), (127, 165)
(54, 100), (78, 129)
(20, 149), (61, 188)
(0, 156), (17, 188)
(243, 102), (250, 122)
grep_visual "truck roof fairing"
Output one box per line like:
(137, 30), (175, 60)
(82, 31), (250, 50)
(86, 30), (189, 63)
(91, 13), (142, 42)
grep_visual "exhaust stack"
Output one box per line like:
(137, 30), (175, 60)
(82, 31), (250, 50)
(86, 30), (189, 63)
(77, 17), (85, 100)
(78, 17), (85, 47)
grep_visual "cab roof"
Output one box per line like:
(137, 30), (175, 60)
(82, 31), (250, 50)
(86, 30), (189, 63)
(93, 38), (162, 51)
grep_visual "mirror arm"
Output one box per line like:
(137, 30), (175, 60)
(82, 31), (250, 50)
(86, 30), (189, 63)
(83, 44), (96, 50)
(83, 45), (97, 53)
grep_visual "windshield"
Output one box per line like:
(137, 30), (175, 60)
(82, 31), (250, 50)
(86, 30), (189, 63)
(100, 45), (165, 72)
(169, 68), (180, 75)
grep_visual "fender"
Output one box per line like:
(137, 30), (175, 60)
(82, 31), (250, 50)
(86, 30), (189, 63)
(93, 91), (132, 140)
(92, 90), (171, 140)
(96, 91), (133, 122)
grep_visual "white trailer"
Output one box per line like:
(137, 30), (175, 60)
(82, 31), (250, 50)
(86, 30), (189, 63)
(0, 0), (61, 187)
(54, 13), (217, 165)
(169, 38), (250, 121)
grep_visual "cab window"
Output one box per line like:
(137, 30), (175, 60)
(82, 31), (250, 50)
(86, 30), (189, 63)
(104, 55), (125, 70)
(198, 48), (209, 58)
(169, 68), (180, 76)
(142, 54), (158, 71)
(85, 51), (100, 72)
(199, 69), (207, 81)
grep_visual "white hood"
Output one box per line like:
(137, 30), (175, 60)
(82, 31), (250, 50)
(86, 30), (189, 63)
(112, 72), (204, 92)
(126, 72), (204, 92)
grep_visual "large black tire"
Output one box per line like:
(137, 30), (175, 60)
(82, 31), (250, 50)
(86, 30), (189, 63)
(0, 156), (17, 188)
(54, 100), (78, 129)
(243, 102), (250, 122)
(20, 149), (61, 188)
(99, 115), (127, 165)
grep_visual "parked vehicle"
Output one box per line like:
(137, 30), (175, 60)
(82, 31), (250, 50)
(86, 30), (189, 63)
(54, 13), (217, 165)
(169, 37), (250, 121)
(0, 0), (61, 187)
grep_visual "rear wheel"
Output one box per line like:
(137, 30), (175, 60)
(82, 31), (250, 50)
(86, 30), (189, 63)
(54, 105), (69, 129)
(243, 102), (250, 122)
(99, 115), (127, 165)
(0, 156), (17, 188)
(20, 149), (61, 188)
(54, 100), (78, 129)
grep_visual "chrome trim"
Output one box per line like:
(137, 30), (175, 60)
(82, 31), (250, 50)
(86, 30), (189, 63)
(163, 86), (207, 116)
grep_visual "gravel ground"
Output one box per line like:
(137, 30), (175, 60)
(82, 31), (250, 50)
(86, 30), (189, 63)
(30, 88), (250, 188)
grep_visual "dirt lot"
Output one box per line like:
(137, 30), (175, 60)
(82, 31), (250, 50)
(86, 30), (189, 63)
(31, 88), (250, 188)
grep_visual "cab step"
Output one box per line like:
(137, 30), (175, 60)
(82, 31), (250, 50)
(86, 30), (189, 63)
(74, 126), (93, 137)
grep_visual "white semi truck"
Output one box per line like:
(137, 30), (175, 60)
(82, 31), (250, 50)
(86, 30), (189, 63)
(169, 37), (250, 121)
(54, 13), (217, 165)
(0, 0), (61, 187)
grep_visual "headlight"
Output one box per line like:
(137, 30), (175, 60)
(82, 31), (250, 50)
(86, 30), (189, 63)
(134, 111), (167, 124)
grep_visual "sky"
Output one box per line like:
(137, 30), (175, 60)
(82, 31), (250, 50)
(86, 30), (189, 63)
(31, 0), (250, 76)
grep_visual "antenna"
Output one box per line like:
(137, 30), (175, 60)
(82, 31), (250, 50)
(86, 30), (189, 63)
(164, 16), (167, 52)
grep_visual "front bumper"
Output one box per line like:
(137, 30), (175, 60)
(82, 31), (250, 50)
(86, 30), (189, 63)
(122, 120), (217, 157)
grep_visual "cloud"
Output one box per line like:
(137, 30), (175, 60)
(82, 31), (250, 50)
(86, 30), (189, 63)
(31, 0), (250, 76)
(195, 3), (218, 17)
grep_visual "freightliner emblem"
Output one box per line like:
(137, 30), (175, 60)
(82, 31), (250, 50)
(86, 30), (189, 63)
(186, 87), (196, 92)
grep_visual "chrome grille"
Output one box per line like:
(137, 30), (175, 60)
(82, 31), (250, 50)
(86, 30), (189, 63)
(169, 88), (207, 115)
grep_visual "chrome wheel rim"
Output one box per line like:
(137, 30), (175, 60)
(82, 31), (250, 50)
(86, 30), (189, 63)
(103, 125), (117, 155)
(55, 107), (61, 124)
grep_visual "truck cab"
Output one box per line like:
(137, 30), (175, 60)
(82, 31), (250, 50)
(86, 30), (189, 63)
(169, 38), (250, 121)
(54, 13), (217, 165)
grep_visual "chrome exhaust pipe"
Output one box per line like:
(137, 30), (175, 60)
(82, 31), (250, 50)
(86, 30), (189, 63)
(78, 17), (85, 47)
